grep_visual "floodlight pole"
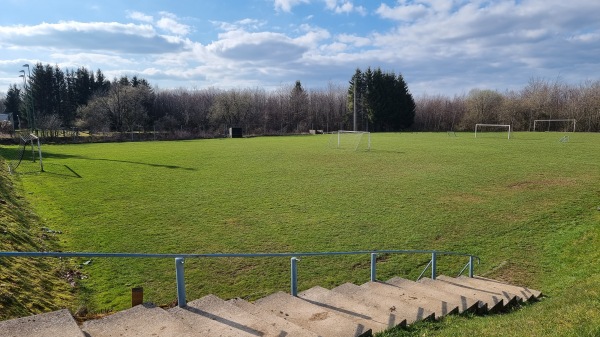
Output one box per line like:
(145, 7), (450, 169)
(19, 71), (31, 129)
(353, 81), (357, 131)
(23, 64), (35, 131)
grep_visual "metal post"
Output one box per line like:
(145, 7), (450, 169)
(30, 140), (35, 162)
(36, 137), (44, 172)
(290, 257), (298, 296)
(431, 252), (437, 280)
(131, 287), (143, 307)
(353, 81), (357, 131)
(175, 257), (186, 307)
(370, 253), (377, 282)
(468, 255), (474, 278)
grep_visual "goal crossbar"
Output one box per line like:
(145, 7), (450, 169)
(8, 133), (44, 173)
(474, 124), (511, 139)
(335, 130), (371, 151)
(533, 119), (576, 132)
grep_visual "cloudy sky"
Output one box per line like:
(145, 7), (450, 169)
(1, 0), (599, 96)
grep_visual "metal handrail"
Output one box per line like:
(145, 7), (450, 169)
(416, 259), (433, 281)
(0, 249), (480, 307)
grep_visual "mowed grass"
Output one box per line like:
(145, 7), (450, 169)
(7, 132), (600, 336)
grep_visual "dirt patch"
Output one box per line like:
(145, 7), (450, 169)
(439, 193), (485, 205)
(309, 312), (329, 321)
(507, 178), (576, 191)
(482, 260), (537, 287)
(352, 253), (391, 270)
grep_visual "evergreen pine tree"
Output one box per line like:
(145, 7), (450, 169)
(4, 85), (21, 128)
(348, 67), (415, 131)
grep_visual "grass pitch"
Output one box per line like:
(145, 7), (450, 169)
(3, 132), (600, 336)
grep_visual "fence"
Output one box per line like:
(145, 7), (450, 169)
(0, 249), (480, 308)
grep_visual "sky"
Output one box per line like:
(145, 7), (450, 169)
(1, 0), (599, 96)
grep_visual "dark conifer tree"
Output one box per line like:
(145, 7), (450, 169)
(94, 69), (110, 93)
(348, 67), (415, 132)
(3, 85), (21, 128)
(74, 67), (92, 106)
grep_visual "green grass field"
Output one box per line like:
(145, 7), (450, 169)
(3, 132), (600, 336)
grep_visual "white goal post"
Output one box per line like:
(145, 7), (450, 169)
(533, 119), (576, 132)
(331, 130), (371, 151)
(474, 124), (511, 139)
(8, 133), (44, 173)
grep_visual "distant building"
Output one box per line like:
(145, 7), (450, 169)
(0, 113), (14, 132)
(0, 113), (12, 123)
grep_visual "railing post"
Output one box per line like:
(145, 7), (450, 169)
(370, 253), (377, 282)
(431, 252), (437, 280)
(468, 255), (474, 278)
(290, 257), (298, 296)
(175, 257), (186, 307)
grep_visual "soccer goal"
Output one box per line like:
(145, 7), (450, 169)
(329, 130), (371, 151)
(8, 133), (44, 173)
(474, 124), (511, 139)
(533, 119), (576, 132)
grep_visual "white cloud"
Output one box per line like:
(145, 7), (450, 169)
(208, 30), (308, 64)
(273, 0), (366, 15)
(294, 24), (331, 47)
(2, 1), (600, 96)
(0, 21), (155, 39)
(274, 0), (310, 12)
(127, 11), (154, 23)
(324, 0), (367, 15)
(212, 19), (267, 32)
(320, 41), (347, 53)
(570, 32), (600, 43)
(157, 17), (190, 36)
(127, 11), (191, 36)
(336, 34), (371, 47)
(0, 21), (187, 54)
(376, 3), (429, 21)
(49, 52), (135, 68)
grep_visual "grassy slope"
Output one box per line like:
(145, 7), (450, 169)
(6, 132), (600, 335)
(0, 160), (73, 320)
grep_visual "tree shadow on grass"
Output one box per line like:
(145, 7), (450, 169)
(0, 146), (198, 172)
(88, 158), (197, 171)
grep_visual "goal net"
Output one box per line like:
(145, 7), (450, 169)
(533, 119), (576, 132)
(474, 124), (511, 139)
(328, 130), (371, 151)
(7, 133), (44, 173)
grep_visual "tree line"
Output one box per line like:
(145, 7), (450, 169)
(3, 63), (600, 139)
(414, 78), (600, 132)
(2, 63), (366, 138)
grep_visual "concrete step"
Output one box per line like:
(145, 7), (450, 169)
(459, 276), (542, 301)
(386, 277), (481, 314)
(184, 294), (313, 337)
(1, 276), (542, 336)
(168, 295), (260, 337)
(299, 285), (403, 332)
(437, 275), (520, 306)
(82, 304), (197, 337)
(229, 298), (320, 337)
(418, 277), (505, 313)
(254, 291), (372, 337)
(0, 309), (85, 337)
(331, 283), (435, 324)
(439, 276), (526, 303)
(359, 281), (459, 318)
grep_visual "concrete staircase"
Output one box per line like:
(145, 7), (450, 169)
(0, 276), (542, 337)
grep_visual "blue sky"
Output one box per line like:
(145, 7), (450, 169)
(1, 0), (599, 96)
